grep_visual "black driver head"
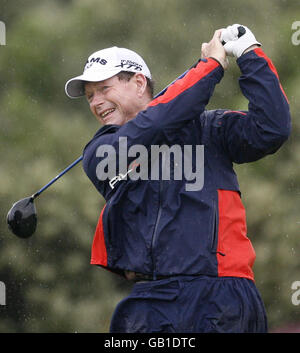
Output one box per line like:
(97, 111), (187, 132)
(7, 197), (37, 238)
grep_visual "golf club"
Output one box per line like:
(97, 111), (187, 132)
(6, 69), (189, 239)
(7, 26), (247, 239)
(7, 155), (83, 238)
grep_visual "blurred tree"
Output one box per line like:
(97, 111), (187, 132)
(0, 0), (299, 332)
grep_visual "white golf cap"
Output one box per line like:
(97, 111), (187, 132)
(65, 46), (152, 98)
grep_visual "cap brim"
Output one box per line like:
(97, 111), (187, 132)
(65, 69), (122, 98)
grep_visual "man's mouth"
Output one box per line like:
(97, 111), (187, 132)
(100, 108), (115, 119)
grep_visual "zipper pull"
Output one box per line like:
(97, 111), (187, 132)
(212, 251), (226, 256)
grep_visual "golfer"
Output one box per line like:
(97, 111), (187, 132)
(65, 25), (291, 333)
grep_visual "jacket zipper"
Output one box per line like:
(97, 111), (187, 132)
(211, 201), (217, 252)
(102, 197), (113, 249)
(102, 192), (119, 255)
(151, 179), (163, 280)
(211, 200), (225, 257)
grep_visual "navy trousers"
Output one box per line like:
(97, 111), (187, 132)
(110, 275), (268, 333)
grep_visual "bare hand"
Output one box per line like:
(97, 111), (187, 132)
(201, 29), (228, 70)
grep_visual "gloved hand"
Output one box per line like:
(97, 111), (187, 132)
(221, 24), (261, 58)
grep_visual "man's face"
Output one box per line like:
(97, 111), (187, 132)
(84, 75), (141, 126)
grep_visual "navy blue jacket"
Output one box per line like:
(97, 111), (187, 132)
(82, 49), (291, 281)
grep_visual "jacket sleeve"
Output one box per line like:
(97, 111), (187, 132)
(211, 48), (291, 164)
(106, 57), (223, 147)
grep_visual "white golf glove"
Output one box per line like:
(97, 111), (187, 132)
(221, 24), (261, 58)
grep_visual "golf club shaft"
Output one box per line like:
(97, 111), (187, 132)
(31, 155), (83, 199)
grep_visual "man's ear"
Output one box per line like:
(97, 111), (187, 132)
(134, 73), (148, 97)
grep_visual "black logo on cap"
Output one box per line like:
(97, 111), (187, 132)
(115, 60), (142, 71)
(85, 57), (107, 71)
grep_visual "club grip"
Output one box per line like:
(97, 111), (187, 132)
(221, 25), (246, 45)
(237, 26), (246, 38)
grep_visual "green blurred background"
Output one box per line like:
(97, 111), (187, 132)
(0, 0), (299, 332)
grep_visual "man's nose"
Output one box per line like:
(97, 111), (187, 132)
(90, 92), (105, 107)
